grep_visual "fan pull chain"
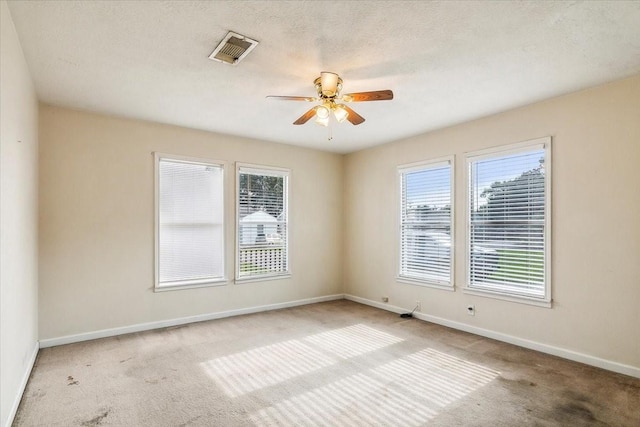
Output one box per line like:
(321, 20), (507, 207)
(328, 123), (333, 141)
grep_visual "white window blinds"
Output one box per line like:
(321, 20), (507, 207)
(237, 166), (289, 280)
(399, 159), (453, 285)
(156, 156), (225, 288)
(467, 140), (549, 300)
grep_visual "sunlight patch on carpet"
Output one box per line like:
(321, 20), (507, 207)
(250, 348), (500, 426)
(201, 339), (335, 397)
(372, 348), (500, 408)
(251, 372), (437, 426)
(304, 324), (404, 359)
(201, 324), (405, 397)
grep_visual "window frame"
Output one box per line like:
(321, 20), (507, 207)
(235, 163), (291, 283)
(397, 156), (455, 290)
(154, 152), (227, 292)
(464, 137), (552, 307)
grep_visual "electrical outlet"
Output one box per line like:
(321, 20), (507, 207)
(416, 301), (421, 312)
(381, 296), (389, 303)
(467, 305), (475, 316)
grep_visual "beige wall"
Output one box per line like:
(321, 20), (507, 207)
(33, 70), (640, 372)
(38, 106), (343, 340)
(344, 75), (640, 369)
(0, 1), (40, 425)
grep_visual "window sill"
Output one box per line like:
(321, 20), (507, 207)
(462, 287), (552, 308)
(397, 276), (454, 291)
(235, 273), (292, 284)
(154, 278), (228, 292)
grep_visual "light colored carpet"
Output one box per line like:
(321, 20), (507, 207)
(14, 300), (640, 426)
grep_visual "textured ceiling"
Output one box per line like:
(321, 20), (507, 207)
(6, 1), (640, 153)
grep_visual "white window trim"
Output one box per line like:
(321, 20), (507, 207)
(235, 162), (291, 283)
(396, 156), (455, 289)
(154, 152), (228, 292)
(463, 136), (552, 307)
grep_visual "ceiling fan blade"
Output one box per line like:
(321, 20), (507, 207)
(267, 95), (316, 102)
(293, 108), (317, 125)
(342, 90), (393, 102)
(342, 105), (365, 125)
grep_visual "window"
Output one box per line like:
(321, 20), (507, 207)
(155, 154), (225, 290)
(236, 164), (289, 281)
(399, 158), (454, 287)
(466, 137), (551, 304)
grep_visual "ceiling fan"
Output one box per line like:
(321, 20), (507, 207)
(267, 71), (393, 126)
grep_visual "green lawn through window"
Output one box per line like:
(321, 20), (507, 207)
(489, 249), (544, 284)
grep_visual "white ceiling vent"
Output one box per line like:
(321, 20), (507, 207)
(209, 31), (258, 65)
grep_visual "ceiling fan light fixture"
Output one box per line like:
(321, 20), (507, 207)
(333, 104), (349, 123)
(315, 104), (330, 119)
(320, 71), (340, 97)
(315, 115), (330, 127)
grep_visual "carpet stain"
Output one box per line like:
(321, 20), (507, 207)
(119, 357), (133, 363)
(550, 402), (601, 424)
(145, 376), (167, 384)
(30, 389), (46, 400)
(177, 415), (202, 426)
(81, 408), (111, 426)
(67, 375), (79, 386)
(542, 390), (609, 426)
(497, 376), (537, 388)
(563, 389), (590, 402)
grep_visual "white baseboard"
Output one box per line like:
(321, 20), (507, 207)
(5, 341), (39, 427)
(344, 294), (640, 379)
(39, 294), (344, 348)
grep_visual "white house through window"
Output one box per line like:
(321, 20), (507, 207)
(236, 165), (289, 280)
